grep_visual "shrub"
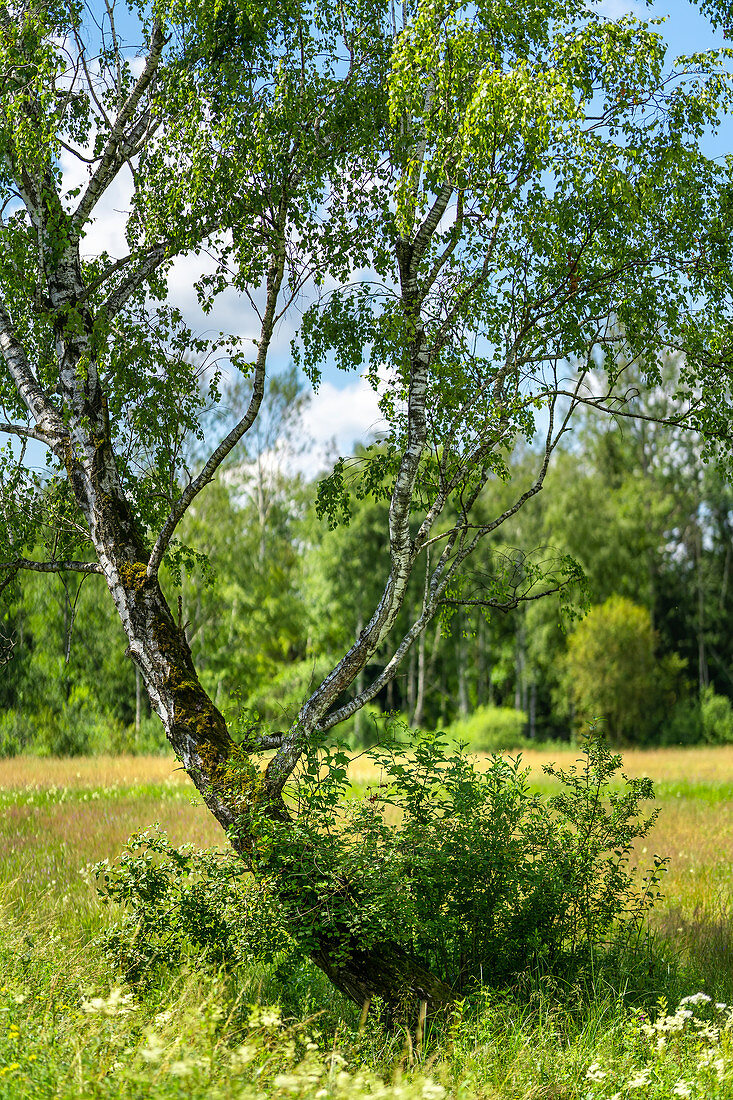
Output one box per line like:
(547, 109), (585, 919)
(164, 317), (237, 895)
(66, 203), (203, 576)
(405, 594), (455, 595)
(659, 698), (703, 746)
(444, 704), (527, 751)
(101, 733), (667, 996)
(564, 596), (684, 744)
(93, 827), (289, 982)
(0, 710), (33, 757)
(257, 730), (666, 990)
(700, 686), (733, 744)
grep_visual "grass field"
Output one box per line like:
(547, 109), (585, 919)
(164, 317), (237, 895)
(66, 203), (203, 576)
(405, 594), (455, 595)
(1, 746), (733, 1098)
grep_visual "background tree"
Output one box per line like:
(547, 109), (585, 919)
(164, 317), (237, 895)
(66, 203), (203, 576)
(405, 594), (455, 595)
(563, 595), (684, 745)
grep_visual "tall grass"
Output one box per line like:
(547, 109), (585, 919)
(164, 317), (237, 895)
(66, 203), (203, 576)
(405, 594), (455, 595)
(0, 749), (732, 1097)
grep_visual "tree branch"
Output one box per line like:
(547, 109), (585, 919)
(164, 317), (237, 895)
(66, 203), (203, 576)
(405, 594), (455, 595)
(70, 20), (167, 240)
(0, 300), (67, 446)
(0, 421), (50, 444)
(146, 230), (287, 577)
(0, 558), (102, 575)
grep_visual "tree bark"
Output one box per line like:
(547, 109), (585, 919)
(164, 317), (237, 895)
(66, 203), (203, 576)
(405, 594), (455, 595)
(312, 941), (453, 1012)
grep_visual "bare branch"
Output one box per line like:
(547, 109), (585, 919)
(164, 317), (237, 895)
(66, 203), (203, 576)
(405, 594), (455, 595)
(0, 558), (102, 575)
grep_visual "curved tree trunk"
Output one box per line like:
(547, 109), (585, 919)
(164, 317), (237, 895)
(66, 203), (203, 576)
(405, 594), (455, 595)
(65, 447), (450, 1011)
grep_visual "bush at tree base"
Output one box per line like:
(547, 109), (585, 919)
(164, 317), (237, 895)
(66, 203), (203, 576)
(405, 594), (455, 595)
(95, 732), (667, 996)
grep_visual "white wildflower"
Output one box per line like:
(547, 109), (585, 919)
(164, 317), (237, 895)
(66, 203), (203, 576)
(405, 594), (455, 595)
(715, 1058), (728, 1080)
(251, 1006), (281, 1029)
(169, 1060), (193, 1078)
(716, 1003), (728, 1011)
(139, 1034), (165, 1064)
(81, 987), (133, 1017)
(154, 1009), (173, 1027)
(273, 1073), (303, 1092)
(680, 992), (711, 1006)
(672, 1082), (691, 1098)
(627, 1067), (651, 1089)
(585, 1062), (607, 1082)
(230, 1044), (256, 1069)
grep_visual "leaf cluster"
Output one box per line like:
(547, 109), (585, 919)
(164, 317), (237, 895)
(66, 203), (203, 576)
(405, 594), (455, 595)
(249, 729), (667, 990)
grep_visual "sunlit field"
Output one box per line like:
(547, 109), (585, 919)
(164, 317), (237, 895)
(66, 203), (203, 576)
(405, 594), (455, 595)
(2, 746), (733, 1098)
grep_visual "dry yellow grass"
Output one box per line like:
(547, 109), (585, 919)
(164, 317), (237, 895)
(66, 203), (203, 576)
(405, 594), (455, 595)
(0, 753), (189, 790)
(3, 744), (731, 792)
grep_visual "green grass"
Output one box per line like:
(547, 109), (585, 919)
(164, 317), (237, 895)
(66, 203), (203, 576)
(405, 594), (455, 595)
(1, 751), (733, 1098)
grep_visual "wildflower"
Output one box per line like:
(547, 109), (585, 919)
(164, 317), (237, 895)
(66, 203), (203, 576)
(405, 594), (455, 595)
(249, 1006), (281, 1029)
(169, 1060), (193, 1078)
(140, 1034), (165, 1064)
(627, 1067), (651, 1089)
(274, 1074), (305, 1092)
(715, 1058), (728, 1080)
(716, 1003), (728, 1011)
(154, 1009), (172, 1027)
(81, 987), (133, 1017)
(230, 1044), (256, 1069)
(672, 1082), (691, 1098)
(680, 992), (711, 1006)
(585, 1062), (607, 1083)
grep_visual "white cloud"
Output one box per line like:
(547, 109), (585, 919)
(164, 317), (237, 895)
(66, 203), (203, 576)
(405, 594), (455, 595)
(296, 377), (387, 478)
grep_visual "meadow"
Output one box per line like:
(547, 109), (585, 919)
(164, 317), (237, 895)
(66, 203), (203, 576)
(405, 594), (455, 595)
(1, 746), (733, 1098)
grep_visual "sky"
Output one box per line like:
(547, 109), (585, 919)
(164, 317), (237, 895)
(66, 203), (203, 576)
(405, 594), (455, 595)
(5, 0), (733, 479)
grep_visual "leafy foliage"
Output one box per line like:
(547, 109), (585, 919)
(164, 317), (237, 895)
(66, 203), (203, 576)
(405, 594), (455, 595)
(93, 827), (289, 983)
(100, 734), (667, 992)
(564, 597), (685, 745)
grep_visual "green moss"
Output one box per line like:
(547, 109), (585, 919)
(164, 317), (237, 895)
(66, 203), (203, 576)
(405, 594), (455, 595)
(119, 561), (149, 591)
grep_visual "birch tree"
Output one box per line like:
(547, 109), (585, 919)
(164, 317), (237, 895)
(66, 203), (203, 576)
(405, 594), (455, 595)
(0, 0), (731, 1007)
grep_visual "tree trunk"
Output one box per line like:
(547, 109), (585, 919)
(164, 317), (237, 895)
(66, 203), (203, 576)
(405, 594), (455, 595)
(312, 940), (453, 1012)
(64, 447), (452, 1012)
(411, 625), (426, 728)
(135, 666), (142, 735)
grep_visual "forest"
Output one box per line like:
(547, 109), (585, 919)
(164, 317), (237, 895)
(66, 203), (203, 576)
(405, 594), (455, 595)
(2, 364), (732, 757)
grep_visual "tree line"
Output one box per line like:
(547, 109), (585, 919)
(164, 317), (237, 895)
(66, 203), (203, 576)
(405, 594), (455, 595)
(3, 367), (731, 755)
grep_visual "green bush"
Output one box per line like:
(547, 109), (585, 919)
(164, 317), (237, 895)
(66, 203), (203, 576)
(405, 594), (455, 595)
(103, 733), (667, 996)
(700, 686), (733, 744)
(256, 731), (667, 991)
(564, 596), (685, 744)
(93, 827), (290, 982)
(659, 698), (703, 746)
(0, 710), (33, 757)
(444, 704), (527, 751)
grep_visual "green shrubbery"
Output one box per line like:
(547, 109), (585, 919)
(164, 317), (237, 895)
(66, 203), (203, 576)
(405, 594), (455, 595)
(443, 704), (528, 751)
(0, 706), (169, 758)
(99, 733), (666, 997)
